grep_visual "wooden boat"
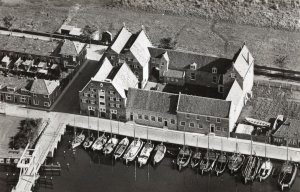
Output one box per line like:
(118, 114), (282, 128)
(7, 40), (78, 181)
(103, 136), (119, 155)
(257, 159), (273, 182)
(138, 141), (154, 167)
(83, 134), (95, 149)
(199, 151), (218, 174)
(215, 152), (228, 176)
(152, 143), (166, 166)
(190, 151), (202, 169)
(71, 132), (85, 149)
(245, 117), (270, 127)
(113, 137), (130, 160)
(123, 138), (144, 164)
(91, 133), (107, 151)
(242, 155), (261, 183)
(176, 146), (192, 171)
(278, 162), (298, 191)
(228, 153), (245, 174)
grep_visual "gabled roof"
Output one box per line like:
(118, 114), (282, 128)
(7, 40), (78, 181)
(233, 44), (253, 78)
(110, 63), (138, 98)
(92, 57), (113, 82)
(60, 39), (78, 56)
(110, 27), (132, 54)
(129, 30), (152, 67)
(127, 88), (178, 114)
(225, 80), (243, 106)
(149, 47), (232, 73)
(273, 118), (300, 139)
(164, 69), (185, 78)
(177, 93), (231, 118)
(30, 79), (59, 95)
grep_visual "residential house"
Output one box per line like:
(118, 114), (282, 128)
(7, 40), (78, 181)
(106, 26), (152, 88)
(126, 88), (178, 130)
(79, 57), (138, 120)
(59, 40), (87, 69)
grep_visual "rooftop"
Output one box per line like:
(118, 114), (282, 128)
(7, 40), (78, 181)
(0, 34), (61, 57)
(149, 47), (232, 73)
(177, 93), (231, 118)
(92, 57), (113, 82)
(0, 74), (31, 90)
(164, 69), (185, 78)
(60, 40), (85, 56)
(110, 27), (132, 54)
(273, 118), (300, 139)
(30, 79), (60, 95)
(127, 88), (178, 114)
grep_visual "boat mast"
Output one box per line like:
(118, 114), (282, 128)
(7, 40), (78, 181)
(110, 113), (112, 138)
(97, 112), (99, 137)
(264, 139), (267, 161)
(250, 135), (253, 156)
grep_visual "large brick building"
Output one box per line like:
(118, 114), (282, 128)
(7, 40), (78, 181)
(79, 58), (138, 120)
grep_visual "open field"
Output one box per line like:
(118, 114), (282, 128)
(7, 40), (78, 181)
(0, 1), (299, 70)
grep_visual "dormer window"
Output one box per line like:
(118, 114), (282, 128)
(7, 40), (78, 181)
(212, 67), (217, 74)
(231, 73), (236, 78)
(190, 63), (197, 70)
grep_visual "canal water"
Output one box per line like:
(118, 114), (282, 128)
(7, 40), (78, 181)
(1, 131), (300, 192)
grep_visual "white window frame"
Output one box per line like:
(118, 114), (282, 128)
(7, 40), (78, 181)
(191, 72), (196, 80)
(216, 126), (221, 131)
(20, 96), (26, 103)
(198, 124), (203, 129)
(99, 108), (106, 112)
(6, 95), (12, 101)
(84, 93), (89, 97)
(180, 121), (186, 126)
(231, 73), (236, 78)
(116, 104), (120, 108)
(158, 117), (162, 122)
(213, 76), (217, 83)
(81, 99), (87, 103)
(216, 118), (221, 123)
(90, 100), (96, 105)
(116, 98), (120, 102)
(110, 97), (114, 101)
(33, 99), (39, 105)
(110, 103), (115, 108)
(151, 116), (156, 121)
(109, 91), (114, 95)
(212, 67), (217, 74)
(88, 106), (95, 111)
(100, 102), (105, 105)
(189, 122), (195, 127)
(144, 115), (149, 121)
(170, 119), (175, 124)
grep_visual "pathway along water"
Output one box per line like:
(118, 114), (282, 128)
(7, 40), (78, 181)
(1, 132), (300, 192)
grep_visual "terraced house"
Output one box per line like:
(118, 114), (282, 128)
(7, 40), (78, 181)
(79, 58), (138, 120)
(105, 26), (152, 88)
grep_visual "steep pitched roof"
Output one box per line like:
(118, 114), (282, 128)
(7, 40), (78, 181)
(110, 63), (138, 98)
(30, 79), (59, 95)
(127, 88), (178, 114)
(273, 118), (300, 139)
(164, 69), (185, 78)
(233, 44), (253, 78)
(149, 47), (232, 73)
(177, 94), (231, 118)
(110, 27), (132, 54)
(225, 80), (243, 106)
(60, 39), (78, 56)
(129, 30), (152, 67)
(92, 57), (113, 82)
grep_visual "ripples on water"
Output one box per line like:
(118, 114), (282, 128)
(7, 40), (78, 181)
(1, 133), (300, 192)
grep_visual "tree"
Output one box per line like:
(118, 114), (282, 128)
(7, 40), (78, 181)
(3, 15), (14, 29)
(158, 37), (177, 49)
(81, 25), (97, 41)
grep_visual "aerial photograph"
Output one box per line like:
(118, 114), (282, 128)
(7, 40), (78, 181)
(0, 0), (300, 191)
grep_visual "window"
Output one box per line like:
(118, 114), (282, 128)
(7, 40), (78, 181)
(116, 98), (120, 102)
(158, 117), (162, 122)
(212, 67), (217, 74)
(138, 114), (143, 119)
(81, 99), (87, 103)
(151, 116), (156, 121)
(134, 65), (138, 69)
(110, 55), (115, 59)
(191, 73), (196, 80)
(180, 121), (186, 126)
(110, 97), (114, 101)
(99, 108), (106, 112)
(206, 117), (210, 122)
(189, 122), (195, 127)
(110, 103), (115, 107)
(44, 95), (49, 98)
(218, 86), (224, 93)
(116, 104), (121, 108)
(90, 100), (96, 104)
(20, 96), (26, 103)
(216, 126), (221, 131)
(216, 118), (221, 123)
(100, 102), (105, 105)
(84, 93), (89, 97)
(186, 114), (190, 119)
(198, 124), (203, 129)
(213, 76), (217, 83)
(99, 96), (105, 99)
(171, 119), (175, 124)
(63, 60), (68, 67)
(144, 115), (149, 120)
(110, 109), (117, 114)
(231, 73), (236, 78)
(210, 124), (215, 133)
(44, 102), (50, 107)
(190, 63), (197, 70)
(223, 127), (228, 132)
(196, 115), (200, 120)
(90, 94), (95, 98)
(6, 95), (12, 100)
(109, 91), (115, 94)
(33, 99), (39, 105)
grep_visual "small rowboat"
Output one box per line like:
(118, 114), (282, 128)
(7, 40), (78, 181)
(190, 151), (202, 169)
(83, 134), (95, 149)
(114, 137), (130, 160)
(215, 152), (228, 176)
(176, 146), (192, 171)
(278, 162), (298, 191)
(257, 159), (273, 182)
(228, 153), (245, 174)
(103, 137), (119, 155)
(71, 132), (85, 149)
(123, 138), (144, 164)
(245, 117), (271, 127)
(91, 133), (107, 151)
(138, 141), (154, 167)
(152, 143), (166, 166)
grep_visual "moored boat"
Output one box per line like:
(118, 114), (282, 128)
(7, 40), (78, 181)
(245, 117), (271, 127)
(215, 152), (228, 176)
(190, 151), (202, 169)
(257, 159), (273, 182)
(242, 155), (261, 184)
(176, 146), (192, 171)
(137, 141), (154, 167)
(152, 143), (166, 166)
(278, 162), (298, 191)
(91, 133), (107, 151)
(113, 137), (130, 160)
(103, 136), (119, 155)
(199, 151), (218, 174)
(228, 153), (245, 174)
(123, 138), (144, 165)
(83, 134), (95, 149)
(71, 132), (85, 149)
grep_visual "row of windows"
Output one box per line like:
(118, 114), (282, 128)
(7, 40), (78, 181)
(166, 77), (179, 82)
(137, 114), (176, 124)
(5, 95), (50, 106)
(185, 114), (221, 123)
(180, 121), (227, 131)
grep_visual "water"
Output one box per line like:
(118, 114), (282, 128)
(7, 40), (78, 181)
(1, 133), (300, 192)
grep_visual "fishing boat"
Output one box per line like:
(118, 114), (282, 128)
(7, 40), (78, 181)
(278, 162), (298, 191)
(228, 137), (245, 174)
(245, 117), (271, 127)
(190, 151), (202, 169)
(83, 134), (95, 149)
(199, 151), (218, 174)
(113, 137), (130, 160)
(257, 159), (273, 182)
(103, 136), (119, 155)
(137, 141), (154, 167)
(71, 132), (85, 149)
(215, 152), (228, 176)
(123, 138), (144, 165)
(91, 133), (107, 151)
(176, 146), (192, 171)
(152, 143), (166, 166)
